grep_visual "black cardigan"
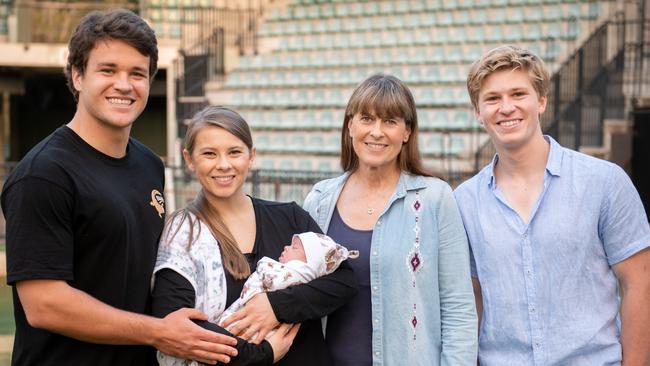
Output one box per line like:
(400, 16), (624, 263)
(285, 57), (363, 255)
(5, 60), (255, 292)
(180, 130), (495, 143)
(151, 198), (358, 365)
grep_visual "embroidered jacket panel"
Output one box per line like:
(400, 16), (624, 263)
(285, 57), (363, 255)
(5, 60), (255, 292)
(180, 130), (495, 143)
(304, 172), (478, 366)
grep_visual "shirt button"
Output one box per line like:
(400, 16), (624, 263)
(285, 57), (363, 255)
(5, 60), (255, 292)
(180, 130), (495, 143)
(530, 307), (536, 313)
(373, 251), (378, 256)
(374, 318), (379, 323)
(375, 351), (381, 356)
(373, 286), (378, 290)
(377, 221), (381, 225)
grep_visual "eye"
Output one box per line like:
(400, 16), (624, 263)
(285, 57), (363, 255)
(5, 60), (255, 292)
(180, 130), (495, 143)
(100, 68), (114, 75)
(202, 151), (216, 157)
(385, 119), (398, 125)
(131, 71), (147, 79)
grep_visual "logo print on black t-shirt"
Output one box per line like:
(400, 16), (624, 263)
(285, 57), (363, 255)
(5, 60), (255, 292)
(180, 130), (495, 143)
(150, 189), (165, 218)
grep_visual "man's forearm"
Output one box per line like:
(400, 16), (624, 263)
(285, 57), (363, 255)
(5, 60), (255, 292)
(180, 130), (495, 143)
(17, 279), (163, 345)
(17, 279), (238, 364)
(620, 286), (650, 366)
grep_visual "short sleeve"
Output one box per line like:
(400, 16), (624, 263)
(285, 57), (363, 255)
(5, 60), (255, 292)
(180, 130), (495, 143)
(600, 165), (650, 265)
(3, 177), (74, 285)
(154, 213), (201, 292)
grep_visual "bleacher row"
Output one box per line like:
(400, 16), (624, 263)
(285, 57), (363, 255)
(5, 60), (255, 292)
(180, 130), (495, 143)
(252, 132), (466, 156)
(263, 3), (598, 34)
(221, 85), (470, 108)
(238, 108), (478, 131)
(262, 22), (585, 52)
(236, 43), (555, 71)
(206, 0), (608, 171)
(285, 0), (600, 13)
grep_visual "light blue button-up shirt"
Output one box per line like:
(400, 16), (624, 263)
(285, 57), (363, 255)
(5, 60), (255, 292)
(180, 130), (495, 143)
(305, 172), (478, 366)
(454, 136), (650, 366)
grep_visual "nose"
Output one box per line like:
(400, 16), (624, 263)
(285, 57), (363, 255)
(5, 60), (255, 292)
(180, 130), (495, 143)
(216, 155), (231, 170)
(113, 72), (133, 93)
(369, 120), (384, 138)
(499, 97), (515, 114)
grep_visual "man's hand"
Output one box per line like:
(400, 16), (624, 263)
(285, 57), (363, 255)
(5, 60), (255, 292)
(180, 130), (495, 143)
(222, 293), (279, 344)
(154, 308), (238, 365)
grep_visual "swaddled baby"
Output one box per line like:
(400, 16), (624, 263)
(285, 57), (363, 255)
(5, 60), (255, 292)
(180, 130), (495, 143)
(218, 231), (358, 338)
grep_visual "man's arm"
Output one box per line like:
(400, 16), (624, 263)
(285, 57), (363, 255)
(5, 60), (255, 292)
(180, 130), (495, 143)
(17, 279), (238, 365)
(612, 247), (650, 366)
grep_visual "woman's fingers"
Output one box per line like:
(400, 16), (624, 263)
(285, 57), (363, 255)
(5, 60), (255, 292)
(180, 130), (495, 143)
(221, 309), (244, 329)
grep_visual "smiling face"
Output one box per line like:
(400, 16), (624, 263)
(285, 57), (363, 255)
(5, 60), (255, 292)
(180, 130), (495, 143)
(183, 125), (255, 204)
(72, 39), (150, 132)
(347, 111), (411, 171)
(475, 68), (547, 152)
(279, 236), (307, 264)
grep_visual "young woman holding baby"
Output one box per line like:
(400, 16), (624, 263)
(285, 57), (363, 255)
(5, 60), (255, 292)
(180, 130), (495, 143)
(150, 106), (357, 366)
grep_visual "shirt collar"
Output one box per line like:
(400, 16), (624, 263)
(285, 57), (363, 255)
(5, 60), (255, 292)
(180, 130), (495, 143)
(485, 135), (563, 190)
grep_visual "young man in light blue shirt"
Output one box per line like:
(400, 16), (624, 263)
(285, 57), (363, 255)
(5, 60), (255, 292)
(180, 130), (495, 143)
(454, 45), (650, 366)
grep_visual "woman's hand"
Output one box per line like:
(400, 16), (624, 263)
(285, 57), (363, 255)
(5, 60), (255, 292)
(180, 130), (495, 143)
(267, 323), (300, 363)
(222, 293), (280, 344)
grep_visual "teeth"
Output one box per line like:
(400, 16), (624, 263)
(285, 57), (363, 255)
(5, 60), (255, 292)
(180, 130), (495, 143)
(214, 176), (234, 182)
(366, 143), (385, 148)
(108, 98), (132, 105)
(500, 119), (521, 127)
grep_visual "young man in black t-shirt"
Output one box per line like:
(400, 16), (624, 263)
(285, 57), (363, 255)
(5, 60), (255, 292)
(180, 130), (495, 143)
(1, 9), (238, 366)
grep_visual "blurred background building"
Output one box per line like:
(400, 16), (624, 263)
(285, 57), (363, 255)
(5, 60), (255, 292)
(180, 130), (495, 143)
(0, 0), (648, 361)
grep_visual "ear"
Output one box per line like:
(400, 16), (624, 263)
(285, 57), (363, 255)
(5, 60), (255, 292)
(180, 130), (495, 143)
(71, 66), (83, 92)
(403, 125), (411, 143)
(182, 149), (195, 172)
(538, 95), (548, 115)
(473, 106), (485, 126)
(347, 117), (354, 137)
(249, 146), (256, 166)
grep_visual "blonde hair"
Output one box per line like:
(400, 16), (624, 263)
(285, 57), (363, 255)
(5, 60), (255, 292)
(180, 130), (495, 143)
(165, 106), (252, 280)
(466, 45), (550, 109)
(341, 73), (432, 177)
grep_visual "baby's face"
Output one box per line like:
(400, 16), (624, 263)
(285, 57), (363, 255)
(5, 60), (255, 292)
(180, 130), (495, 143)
(279, 236), (307, 263)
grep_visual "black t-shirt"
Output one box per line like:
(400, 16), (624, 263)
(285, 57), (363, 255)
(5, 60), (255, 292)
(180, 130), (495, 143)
(1, 126), (165, 366)
(151, 198), (358, 366)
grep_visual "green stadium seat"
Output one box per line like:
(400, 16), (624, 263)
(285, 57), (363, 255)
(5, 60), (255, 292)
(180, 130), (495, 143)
(297, 160), (313, 170)
(453, 10), (470, 25)
(362, 2), (380, 15)
(317, 161), (333, 171)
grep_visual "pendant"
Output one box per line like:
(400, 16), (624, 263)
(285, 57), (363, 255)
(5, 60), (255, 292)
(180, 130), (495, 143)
(366, 208), (374, 215)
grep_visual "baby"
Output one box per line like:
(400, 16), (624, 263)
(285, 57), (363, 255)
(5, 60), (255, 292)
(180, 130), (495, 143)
(218, 231), (358, 337)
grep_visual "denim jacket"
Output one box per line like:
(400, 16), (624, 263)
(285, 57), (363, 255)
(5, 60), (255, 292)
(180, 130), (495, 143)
(303, 172), (477, 366)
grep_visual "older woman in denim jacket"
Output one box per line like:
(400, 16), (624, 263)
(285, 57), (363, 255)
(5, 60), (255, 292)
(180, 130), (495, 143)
(303, 73), (477, 366)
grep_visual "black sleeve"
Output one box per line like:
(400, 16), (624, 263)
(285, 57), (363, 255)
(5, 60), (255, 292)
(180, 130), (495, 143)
(267, 204), (358, 323)
(2, 177), (74, 285)
(151, 269), (274, 366)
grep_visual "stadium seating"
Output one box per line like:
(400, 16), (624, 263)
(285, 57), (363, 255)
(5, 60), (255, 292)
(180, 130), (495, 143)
(205, 0), (608, 172)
